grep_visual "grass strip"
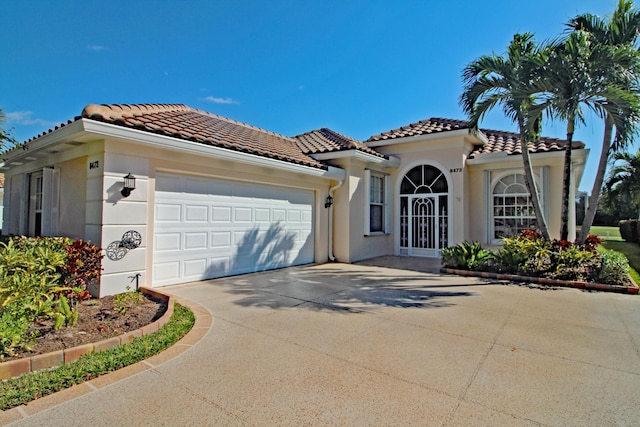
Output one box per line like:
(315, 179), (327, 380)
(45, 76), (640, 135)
(0, 303), (195, 411)
(601, 240), (640, 285)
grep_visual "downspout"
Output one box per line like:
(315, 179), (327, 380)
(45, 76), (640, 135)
(327, 179), (344, 262)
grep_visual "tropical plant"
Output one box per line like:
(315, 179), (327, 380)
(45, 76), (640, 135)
(460, 33), (552, 239)
(440, 241), (493, 270)
(567, 0), (640, 244)
(606, 150), (640, 219)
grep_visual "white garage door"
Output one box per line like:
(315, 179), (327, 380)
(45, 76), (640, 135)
(152, 173), (315, 287)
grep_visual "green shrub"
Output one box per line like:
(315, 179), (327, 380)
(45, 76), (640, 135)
(441, 241), (493, 270)
(598, 248), (631, 285)
(0, 303), (35, 358)
(0, 237), (102, 358)
(619, 220), (640, 243)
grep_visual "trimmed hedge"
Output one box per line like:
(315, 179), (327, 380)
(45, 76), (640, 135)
(619, 220), (640, 243)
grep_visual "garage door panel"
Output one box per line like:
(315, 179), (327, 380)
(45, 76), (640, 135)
(153, 175), (315, 286)
(271, 209), (286, 221)
(156, 204), (182, 222)
(212, 206), (232, 222)
(210, 231), (231, 248)
(153, 261), (180, 282)
(184, 232), (208, 250)
(183, 258), (208, 278)
(234, 207), (252, 222)
(185, 205), (208, 222)
(155, 233), (181, 251)
(254, 208), (270, 222)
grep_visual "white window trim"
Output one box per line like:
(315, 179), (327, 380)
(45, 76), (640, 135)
(364, 169), (389, 236)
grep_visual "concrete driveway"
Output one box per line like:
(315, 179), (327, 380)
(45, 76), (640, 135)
(7, 260), (640, 426)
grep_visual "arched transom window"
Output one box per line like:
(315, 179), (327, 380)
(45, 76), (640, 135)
(492, 173), (536, 239)
(401, 165), (448, 194)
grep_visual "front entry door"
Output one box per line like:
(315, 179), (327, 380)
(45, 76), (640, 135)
(399, 164), (450, 257)
(401, 195), (448, 257)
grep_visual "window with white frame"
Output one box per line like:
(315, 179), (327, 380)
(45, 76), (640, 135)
(492, 173), (536, 240)
(365, 170), (387, 235)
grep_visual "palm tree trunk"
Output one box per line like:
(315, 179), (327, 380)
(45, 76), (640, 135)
(560, 130), (574, 241)
(521, 136), (551, 239)
(577, 115), (614, 244)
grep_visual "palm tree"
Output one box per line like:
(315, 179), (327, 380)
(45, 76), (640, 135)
(0, 108), (17, 150)
(541, 25), (639, 241)
(460, 33), (551, 239)
(605, 150), (640, 219)
(568, 0), (640, 244)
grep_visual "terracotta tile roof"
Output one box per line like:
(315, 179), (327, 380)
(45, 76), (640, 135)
(367, 117), (469, 141)
(294, 128), (385, 158)
(81, 104), (326, 169)
(366, 117), (584, 156)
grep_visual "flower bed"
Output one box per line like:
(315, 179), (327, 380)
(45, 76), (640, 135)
(441, 231), (638, 293)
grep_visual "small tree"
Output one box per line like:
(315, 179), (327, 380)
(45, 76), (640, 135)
(0, 109), (17, 150)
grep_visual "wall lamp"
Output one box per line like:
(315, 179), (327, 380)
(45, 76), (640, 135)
(121, 173), (136, 197)
(325, 194), (333, 208)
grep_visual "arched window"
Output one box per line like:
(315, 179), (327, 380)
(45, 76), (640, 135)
(400, 164), (448, 194)
(492, 173), (536, 239)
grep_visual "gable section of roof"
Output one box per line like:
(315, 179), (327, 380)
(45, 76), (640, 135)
(366, 117), (469, 142)
(81, 104), (326, 169)
(366, 117), (584, 156)
(294, 128), (385, 158)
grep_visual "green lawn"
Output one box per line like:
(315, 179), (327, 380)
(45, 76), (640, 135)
(582, 225), (622, 240)
(601, 240), (640, 285)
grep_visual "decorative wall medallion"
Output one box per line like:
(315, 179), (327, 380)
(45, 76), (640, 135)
(106, 230), (142, 261)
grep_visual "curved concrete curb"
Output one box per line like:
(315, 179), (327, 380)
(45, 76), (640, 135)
(0, 287), (174, 381)
(0, 293), (212, 424)
(441, 268), (639, 295)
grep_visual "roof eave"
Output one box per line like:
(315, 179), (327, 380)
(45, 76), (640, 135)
(310, 149), (400, 168)
(0, 120), (86, 170)
(81, 119), (343, 180)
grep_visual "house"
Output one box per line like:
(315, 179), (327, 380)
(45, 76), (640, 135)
(0, 104), (588, 296)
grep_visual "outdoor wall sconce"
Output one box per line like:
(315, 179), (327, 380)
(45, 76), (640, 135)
(121, 173), (136, 197)
(325, 195), (333, 208)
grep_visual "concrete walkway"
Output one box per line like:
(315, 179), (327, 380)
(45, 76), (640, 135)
(6, 259), (640, 426)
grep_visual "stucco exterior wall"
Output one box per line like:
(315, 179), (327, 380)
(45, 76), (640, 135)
(94, 137), (333, 296)
(328, 157), (393, 263)
(372, 135), (473, 254)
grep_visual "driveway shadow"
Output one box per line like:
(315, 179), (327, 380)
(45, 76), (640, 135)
(218, 265), (478, 313)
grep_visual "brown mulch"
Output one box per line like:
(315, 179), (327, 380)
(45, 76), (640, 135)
(3, 294), (167, 362)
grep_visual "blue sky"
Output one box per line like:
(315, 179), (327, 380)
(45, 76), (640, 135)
(0, 0), (629, 192)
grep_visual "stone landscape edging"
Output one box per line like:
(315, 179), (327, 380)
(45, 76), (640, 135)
(0, 287), (173, 381)
(441, 268), (639, 295)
